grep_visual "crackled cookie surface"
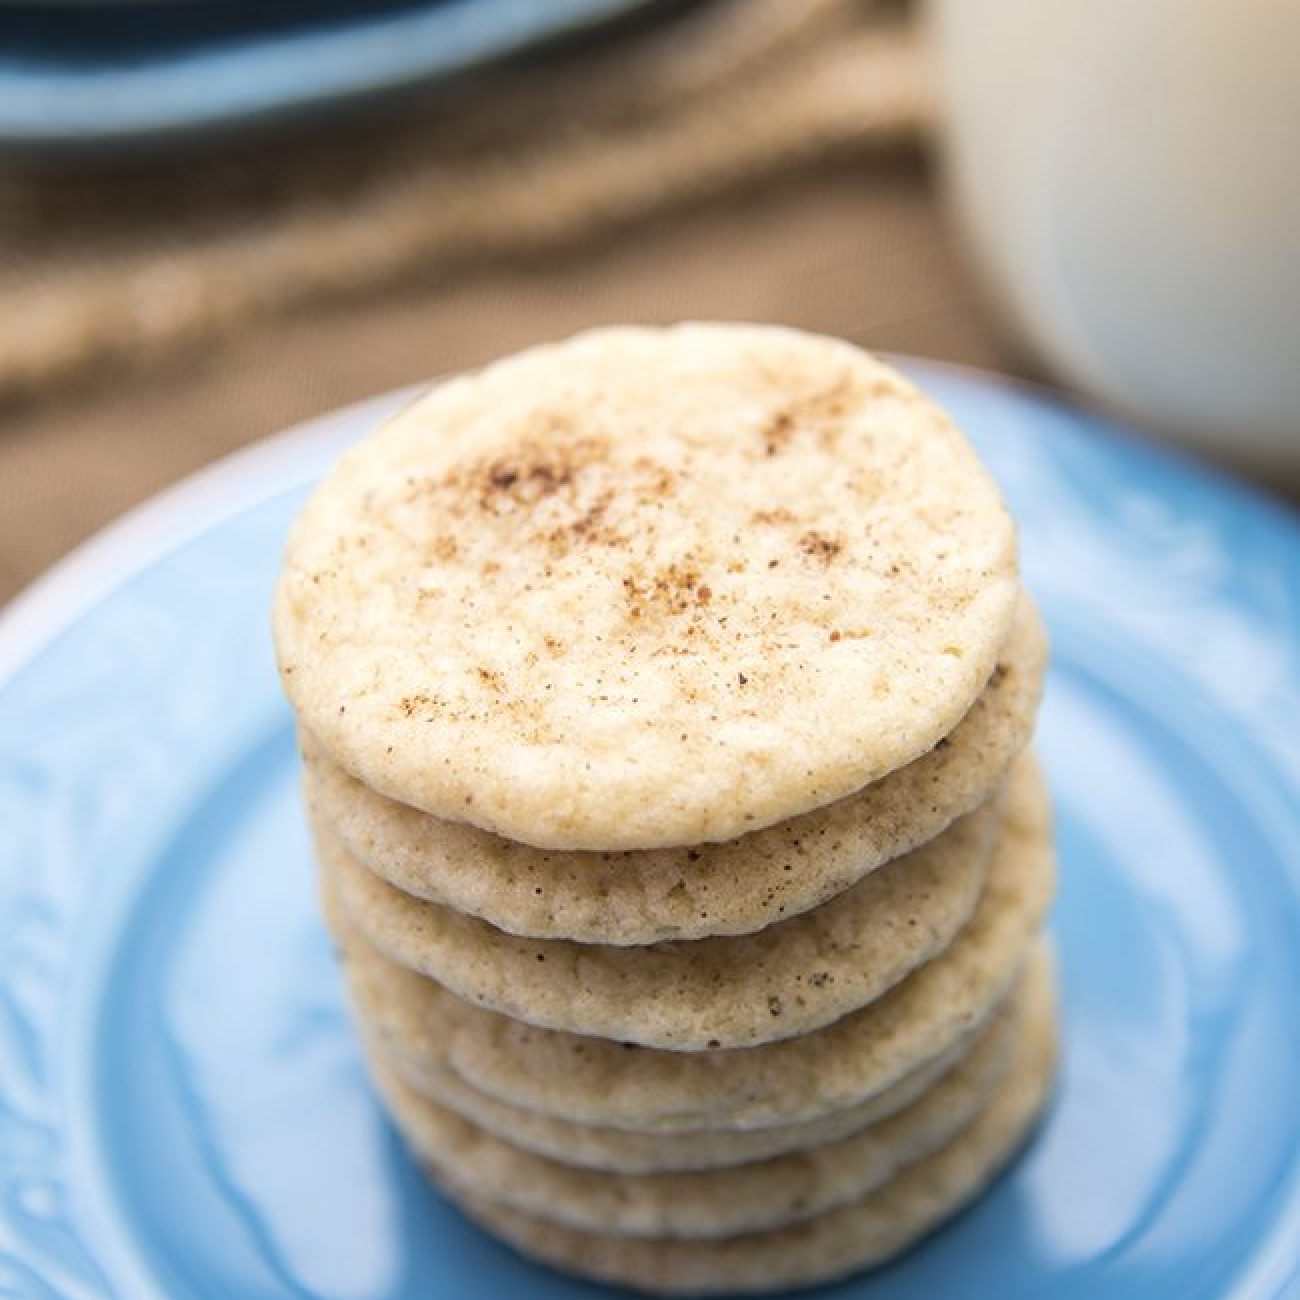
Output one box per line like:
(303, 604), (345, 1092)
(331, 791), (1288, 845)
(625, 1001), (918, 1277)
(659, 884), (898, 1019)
(275, 323), (1019, 849)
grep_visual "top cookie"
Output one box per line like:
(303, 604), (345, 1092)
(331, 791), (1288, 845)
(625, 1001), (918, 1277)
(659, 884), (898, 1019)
(275, 323), (1018, 850)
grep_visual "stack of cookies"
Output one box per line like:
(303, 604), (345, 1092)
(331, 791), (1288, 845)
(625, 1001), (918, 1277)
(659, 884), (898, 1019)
(274, 324), (1057, 1295)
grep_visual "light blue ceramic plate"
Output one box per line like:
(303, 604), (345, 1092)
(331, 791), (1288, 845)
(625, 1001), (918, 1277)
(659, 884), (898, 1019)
(0, 0), (670, 152)
(1, 362), (1298, 1299)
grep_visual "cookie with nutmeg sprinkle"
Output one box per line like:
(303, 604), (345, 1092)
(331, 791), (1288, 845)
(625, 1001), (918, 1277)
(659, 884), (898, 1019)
(274, 323), (1019, 850)
(301, 592), (1044, 945)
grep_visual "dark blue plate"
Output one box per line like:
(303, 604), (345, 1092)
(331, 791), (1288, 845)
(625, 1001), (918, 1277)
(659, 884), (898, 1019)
(1, 362), (1298, 1298)
(0, 0), (668, 152)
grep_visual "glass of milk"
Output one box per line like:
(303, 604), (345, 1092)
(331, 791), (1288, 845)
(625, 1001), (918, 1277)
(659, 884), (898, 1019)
(927, 0), (1300, 479)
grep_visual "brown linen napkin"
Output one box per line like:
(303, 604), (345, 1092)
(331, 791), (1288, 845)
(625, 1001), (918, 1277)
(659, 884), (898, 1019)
(0, 0), (928, 406)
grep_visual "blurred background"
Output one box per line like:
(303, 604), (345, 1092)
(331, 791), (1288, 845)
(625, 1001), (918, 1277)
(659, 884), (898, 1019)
(1, 0), (1296, 604)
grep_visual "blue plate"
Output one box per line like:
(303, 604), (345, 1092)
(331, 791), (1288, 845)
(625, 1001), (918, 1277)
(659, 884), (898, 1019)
(1, 362), (1299, 1299)
(0, 0), (669, 152)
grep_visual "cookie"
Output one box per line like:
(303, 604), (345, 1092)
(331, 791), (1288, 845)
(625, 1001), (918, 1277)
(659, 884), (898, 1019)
(366, 945), (1040, 1181)
(319, 782), (1001, 1050)
(367, 948), (1048, 1239)
(366, 995), (990, 1174)
(325, 754), (1053, 1130)
(447, 963), (1056, 1293)
(276, 324), (1019, 850)
(303, 591), (1044, 944)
